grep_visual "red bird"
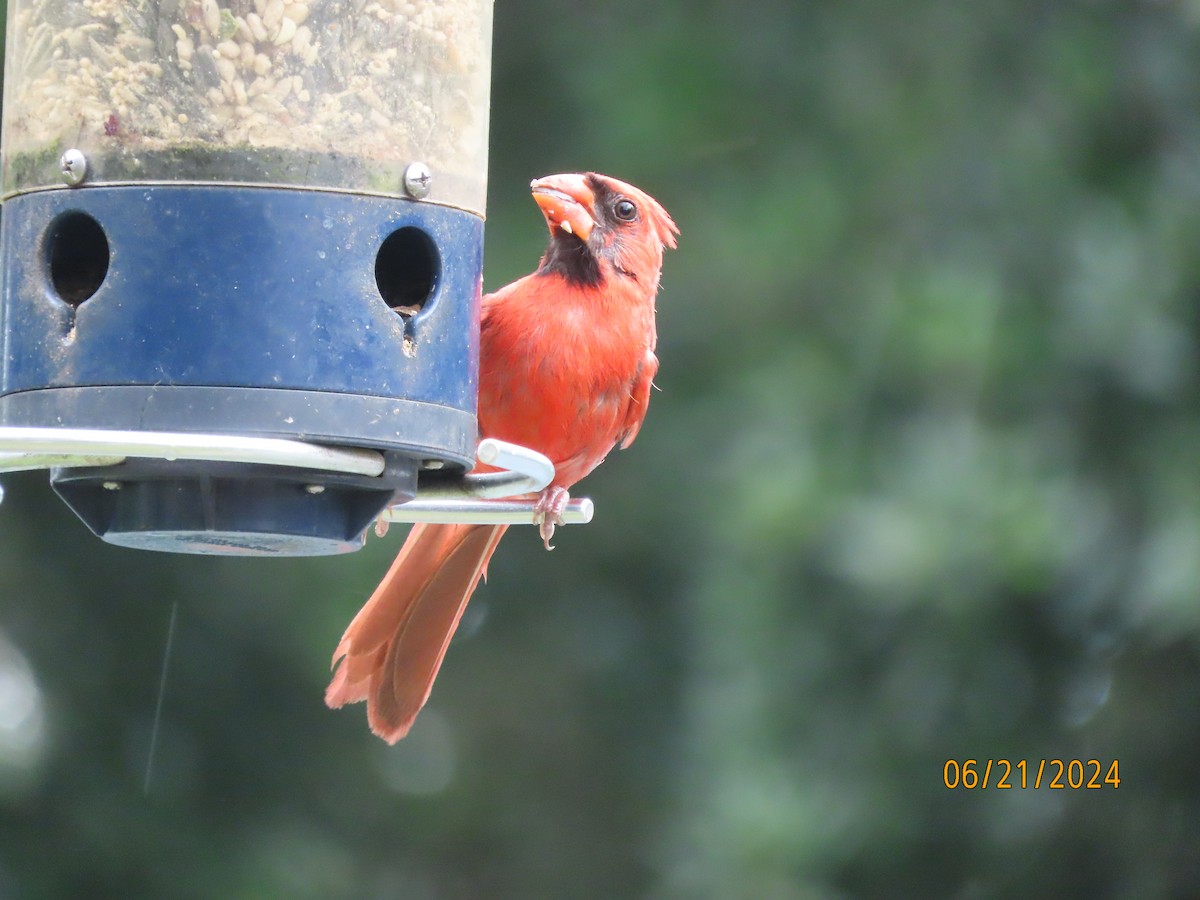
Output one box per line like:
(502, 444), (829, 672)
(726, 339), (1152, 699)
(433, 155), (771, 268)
(325, 173), (678, 742)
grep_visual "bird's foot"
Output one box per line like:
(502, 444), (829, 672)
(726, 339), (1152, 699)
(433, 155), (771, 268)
(373, 517), (390, 539)
(532, 486), (570, 550)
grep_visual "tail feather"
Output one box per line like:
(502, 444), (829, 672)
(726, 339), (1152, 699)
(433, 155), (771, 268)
(326, 522), (508, 743)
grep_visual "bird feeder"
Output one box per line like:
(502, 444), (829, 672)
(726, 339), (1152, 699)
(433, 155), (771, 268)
(0, 1), (588, 555)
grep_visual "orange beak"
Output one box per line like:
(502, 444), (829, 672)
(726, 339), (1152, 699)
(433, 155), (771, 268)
(531, 174), (595, 242)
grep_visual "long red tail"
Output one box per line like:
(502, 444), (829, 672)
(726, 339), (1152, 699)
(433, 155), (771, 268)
(325, 523), (508, 742)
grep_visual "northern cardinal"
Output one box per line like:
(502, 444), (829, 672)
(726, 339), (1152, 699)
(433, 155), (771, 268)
(325, 173), (678, 742)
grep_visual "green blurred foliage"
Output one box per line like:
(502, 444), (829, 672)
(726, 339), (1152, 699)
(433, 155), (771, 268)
(4, 0), (1200, 897)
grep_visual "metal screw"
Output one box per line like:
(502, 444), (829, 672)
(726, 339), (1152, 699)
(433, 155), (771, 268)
(60, 149), (88, 187)
(403, 162), (432, 199)
(102, 481), (121, 491)
(304, 484), (326, 494)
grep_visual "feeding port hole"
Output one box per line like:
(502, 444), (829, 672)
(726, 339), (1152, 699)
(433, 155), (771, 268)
(375, 226), (439, 317)
(45, 211), (110, 306)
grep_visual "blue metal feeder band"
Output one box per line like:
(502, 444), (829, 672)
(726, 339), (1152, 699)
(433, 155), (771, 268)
(0, 185), (483, 555)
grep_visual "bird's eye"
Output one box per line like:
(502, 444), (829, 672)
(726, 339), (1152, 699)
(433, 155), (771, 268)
(613, 198), (638, 221)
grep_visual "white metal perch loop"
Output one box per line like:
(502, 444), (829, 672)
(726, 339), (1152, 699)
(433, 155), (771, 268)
(384, 438), (593, 525)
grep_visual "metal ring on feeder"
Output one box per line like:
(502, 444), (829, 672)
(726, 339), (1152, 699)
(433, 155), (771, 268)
(0, 428), (592, 544)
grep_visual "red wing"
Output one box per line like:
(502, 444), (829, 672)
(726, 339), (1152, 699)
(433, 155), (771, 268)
(617, 350), (659, 450)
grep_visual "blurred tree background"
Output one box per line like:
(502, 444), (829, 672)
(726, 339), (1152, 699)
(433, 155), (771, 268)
(3, 0), (1200, 897)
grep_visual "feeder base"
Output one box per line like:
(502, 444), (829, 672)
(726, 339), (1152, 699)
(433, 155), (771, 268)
(0, 183), (482, 556)
(51, 456), (417, 556)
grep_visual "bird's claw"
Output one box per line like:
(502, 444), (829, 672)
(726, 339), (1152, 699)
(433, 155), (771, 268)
(532, 486), (570, 550)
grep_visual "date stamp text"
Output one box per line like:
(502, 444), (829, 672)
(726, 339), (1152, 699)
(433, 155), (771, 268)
(943, 759), (1120, 790)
